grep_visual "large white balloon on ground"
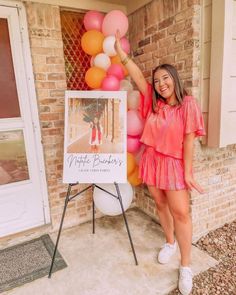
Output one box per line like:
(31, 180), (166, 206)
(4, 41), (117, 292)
(93, 183), (133, 216)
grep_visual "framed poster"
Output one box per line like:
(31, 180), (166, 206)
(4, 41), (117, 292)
(63, 91), (127, 183)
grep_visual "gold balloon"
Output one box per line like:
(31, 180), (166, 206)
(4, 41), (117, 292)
(127, 152), (136, 176)
(128, 166), (142, 186)
(81, 30), (104, 56)
(85, 67), (106, 89)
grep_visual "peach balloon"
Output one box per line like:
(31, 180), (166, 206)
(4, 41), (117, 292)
(127, 110), (144, 136)
(102, 10), (128, 37)
(128, 166), (142, 186)
(81, 30), (104, 56)
(119, 79), (133, 92)
(127, 152), (136, 176)
(127, 90), (140, 110)
(85, 67), (106, 89)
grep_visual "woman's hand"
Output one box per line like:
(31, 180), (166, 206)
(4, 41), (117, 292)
(184, 172), (204, 194)
(114, 30), (126, 58)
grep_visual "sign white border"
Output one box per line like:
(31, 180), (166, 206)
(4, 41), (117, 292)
(63, 91), (127, 184)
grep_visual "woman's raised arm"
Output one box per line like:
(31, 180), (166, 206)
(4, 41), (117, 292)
(115, 31), (148, 95)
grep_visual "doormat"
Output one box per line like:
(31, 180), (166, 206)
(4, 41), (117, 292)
(0, 234), (67, 293)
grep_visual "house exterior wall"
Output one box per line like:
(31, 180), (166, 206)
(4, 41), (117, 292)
(129, 0), (236, 241)
(1, 0), (235, 244)
(24, 2), (97, 230)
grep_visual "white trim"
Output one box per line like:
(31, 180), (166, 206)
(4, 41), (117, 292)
(9, 0), (127, 13)
(0, 0), (50, 223)
(18, 2), (51, 223)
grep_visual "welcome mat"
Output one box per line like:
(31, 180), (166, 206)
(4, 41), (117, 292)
(0, 234), (67, 293)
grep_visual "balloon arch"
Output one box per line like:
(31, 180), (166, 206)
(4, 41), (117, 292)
(81, 10), (145, 215)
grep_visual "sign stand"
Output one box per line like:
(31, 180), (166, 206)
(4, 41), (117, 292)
(48, 182), (138, 278)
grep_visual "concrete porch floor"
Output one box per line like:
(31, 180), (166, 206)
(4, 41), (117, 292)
(4, 208), (217, 295)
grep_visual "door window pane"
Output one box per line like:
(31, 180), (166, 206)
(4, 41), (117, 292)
(0, 18), (20, 118)
(0, 130), (29, 185)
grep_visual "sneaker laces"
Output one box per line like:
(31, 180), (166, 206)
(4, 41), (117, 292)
(161, 242), (175, 250)
(180, 268), (193, 282)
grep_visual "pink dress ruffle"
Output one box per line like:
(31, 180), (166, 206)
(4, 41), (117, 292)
(138, 84), (206, 190)
(140, 146), (186, 190)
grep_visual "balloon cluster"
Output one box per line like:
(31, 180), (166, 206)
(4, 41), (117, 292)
(82, 10), (143, 187)
(81, 10), (129, 90)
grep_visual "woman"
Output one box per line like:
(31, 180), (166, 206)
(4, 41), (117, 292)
(89, 117), (103, 153)
(115, 32), (205, 295)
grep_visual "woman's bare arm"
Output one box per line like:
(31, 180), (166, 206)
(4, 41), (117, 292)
(115, 31), (147, 94)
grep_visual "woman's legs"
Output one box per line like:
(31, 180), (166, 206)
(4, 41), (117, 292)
(147, 185), (175, 244)
(165, 189), (192, 266)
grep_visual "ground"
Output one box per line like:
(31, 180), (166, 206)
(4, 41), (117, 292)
(168, 220), (236, 295)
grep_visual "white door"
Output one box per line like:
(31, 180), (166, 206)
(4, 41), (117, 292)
(0, 3), (50, 237)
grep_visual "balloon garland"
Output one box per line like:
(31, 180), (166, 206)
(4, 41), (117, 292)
(81, 10), (143, 214)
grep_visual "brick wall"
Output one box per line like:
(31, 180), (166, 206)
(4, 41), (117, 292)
(128, 0), (236, 241)
(24, 1), (236, 241)
(25, 2), (96, 230)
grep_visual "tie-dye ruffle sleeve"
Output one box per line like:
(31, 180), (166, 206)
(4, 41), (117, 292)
(183, 96), (206, 137)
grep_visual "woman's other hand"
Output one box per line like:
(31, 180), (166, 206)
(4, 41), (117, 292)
(184, 173), (205, 194)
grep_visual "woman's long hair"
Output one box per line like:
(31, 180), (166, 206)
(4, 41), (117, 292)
(152, 64), (188, 112)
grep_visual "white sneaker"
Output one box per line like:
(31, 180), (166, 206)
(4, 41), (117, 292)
(178, 266), (193, 295)
(157, 241), (177, 264)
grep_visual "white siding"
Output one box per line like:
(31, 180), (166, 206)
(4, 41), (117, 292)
(208, 0), (236, 147)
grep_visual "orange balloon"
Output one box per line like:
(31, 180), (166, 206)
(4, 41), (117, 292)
(85, 67), (106, 89)
(81, 30), (104, 56)
(127, 152), (136, 176)
(111, 55), (129, 76)
(128, 166), (142, 186)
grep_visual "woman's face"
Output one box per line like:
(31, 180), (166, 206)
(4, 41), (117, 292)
(153, 69), (176, 101)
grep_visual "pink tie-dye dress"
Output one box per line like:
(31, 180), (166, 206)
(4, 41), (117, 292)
(139, 84), (206, 190)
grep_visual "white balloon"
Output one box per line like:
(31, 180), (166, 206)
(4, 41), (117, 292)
(103, 36), (117, 57)
(119, 79), (133, 92)
(93, 183), (133, 216)
(93, 53), (111, 71)
(127, 90), (140, 110)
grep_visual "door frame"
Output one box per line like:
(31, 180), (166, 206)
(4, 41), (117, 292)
(0, 0), (50, 224)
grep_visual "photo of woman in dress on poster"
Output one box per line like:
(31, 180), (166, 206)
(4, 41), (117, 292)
(66, 97), (124, 154)
(89, 116), (103, 153)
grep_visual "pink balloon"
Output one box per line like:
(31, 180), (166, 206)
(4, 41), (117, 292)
(84, 11), (104, 31)
(102, 10), (128, 37)
(120, 37), (130, 54)
(101, 75), (120, 91)
(107, 64), (124, 80)
(127, 136), (141, 153)
(127, 110), (144, 136)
